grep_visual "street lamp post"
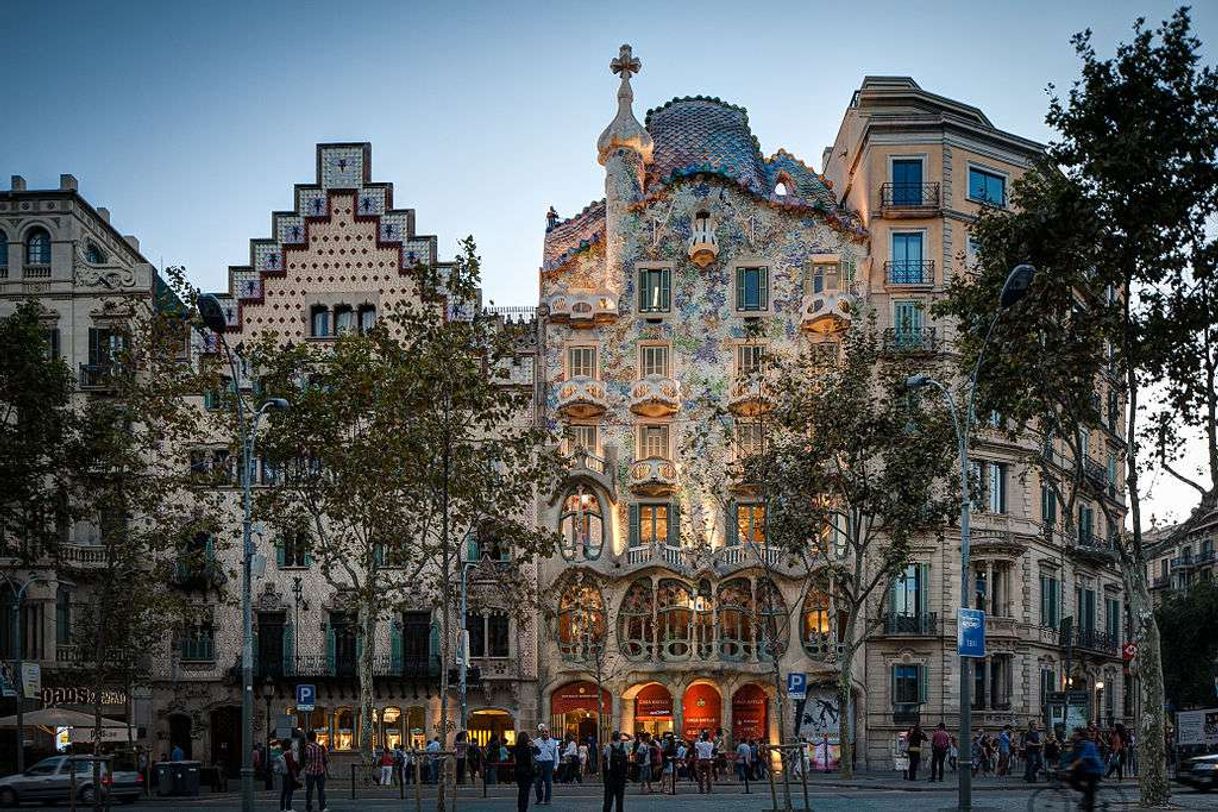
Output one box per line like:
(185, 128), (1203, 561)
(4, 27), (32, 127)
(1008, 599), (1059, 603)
(197, 294), (289, 812)
(458, 559), (478, 732)
(905, 264), (1035, 812)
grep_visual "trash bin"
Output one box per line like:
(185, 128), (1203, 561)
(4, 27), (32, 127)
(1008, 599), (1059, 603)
(156, 761), (202, 797)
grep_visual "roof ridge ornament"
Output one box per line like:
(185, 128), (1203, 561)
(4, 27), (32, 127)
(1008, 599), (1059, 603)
(597, 44), (654, 166)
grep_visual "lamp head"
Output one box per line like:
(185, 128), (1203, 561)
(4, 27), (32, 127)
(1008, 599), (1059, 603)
(904, 374), (931, 391)
(196, 293), (228, 334)
(262, 398), (290, 413)
(999, 264), (1036, 309)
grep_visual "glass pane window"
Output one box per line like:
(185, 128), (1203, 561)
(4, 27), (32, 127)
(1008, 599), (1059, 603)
(892, 301), (923, 335)
(1039, 574), (1060, 626)
(640, 345), (670, 378)
(890, 233), (925, 283)
(639, 504), (669, 545)
(466, 612), (486, 658)
(893, 664), (920, 705)
(358, 305), (376, 334)
(559, 487), (604, 561)
(567, 346), (596, 379)
(639, 424), (670, 459)
(735, 266), (769, 311)
(487, 614), (509, 657)
(25, 229), (51, 265)
(968, 167), (1006, 206)
(334, 306), (355, 335)
(310, 306), (330, 338)
(892, 564), (923, 616)
(736, 503), (766, 545)
(736, 421), (765, 457)
(891, 159), (924, 205)
(562, 425), (598, 456)
(736, 344), (764, 377)
(987, 462), (1007, 513)
(638, 267), (671, 313)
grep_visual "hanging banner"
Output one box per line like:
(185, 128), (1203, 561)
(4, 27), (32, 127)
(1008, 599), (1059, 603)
(681, 683), (721, 739)
(634, 684), (673, 718)
(731, 684), (768, 742)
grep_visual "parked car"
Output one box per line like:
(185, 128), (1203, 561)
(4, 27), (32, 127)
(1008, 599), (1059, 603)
(0, 755), (143, 806)
(1179, 752), (1218, 792)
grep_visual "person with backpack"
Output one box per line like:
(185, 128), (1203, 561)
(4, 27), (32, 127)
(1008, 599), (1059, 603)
(930, 722), (950, 782)
(275, 738), (300, 812)
(634, 733), (653, 794)
(301, 729), (329, 812)
(514, 731), (537, 812)
(602, 731), (629, 812)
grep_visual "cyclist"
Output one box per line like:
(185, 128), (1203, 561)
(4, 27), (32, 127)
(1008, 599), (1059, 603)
(1068, 727), (1105, 811)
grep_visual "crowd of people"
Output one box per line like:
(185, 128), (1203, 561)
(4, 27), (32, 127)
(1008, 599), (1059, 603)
(903, 720), (1135, 811)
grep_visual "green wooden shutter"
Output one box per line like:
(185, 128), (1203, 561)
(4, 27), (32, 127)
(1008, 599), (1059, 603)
(667, 502), (681, 546)
(373, 544), (385, 567)
(725, 501), (739, 547)
(428, 622), (440, 675)
(628, 503), (640, 548)
(917, 564), (930, 616)
(390, 622), (403, 672)
(758, 267), (769, 310)
(282, 621), (294, 675)
(918, 665), (928, 704)
(735, 268), (745, 310)
(661, 269), (671, 311)
(890, 666), (897, 706)
(275, 538), (285, 568)
(325, 622), (335, 673)
(466, 533), (480, 562)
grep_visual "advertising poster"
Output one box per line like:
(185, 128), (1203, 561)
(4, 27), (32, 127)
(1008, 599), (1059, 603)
(797, 689), (841, 769)
(1176, 708), (1218, 747)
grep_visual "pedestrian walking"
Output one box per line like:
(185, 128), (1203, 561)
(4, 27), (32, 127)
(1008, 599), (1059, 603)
(929, 722), (949, 782)
(1023, 721), (1043, 783)
(275, 738), (300, 812)
(301, 730), (329, 812)
(514, 732), (537, 812)
(694, 731), (715, 793)
(602, 732), (629, 812)
(456, 731), (469, 784)
(378, 747), (394, 786)
(906, 723), (926, 781)
(533, 724), (559, 805)
(1105, 724), (1126, 781)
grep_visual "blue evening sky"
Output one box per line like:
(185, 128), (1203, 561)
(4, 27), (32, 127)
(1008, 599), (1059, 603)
(4, 0), (1214, 522)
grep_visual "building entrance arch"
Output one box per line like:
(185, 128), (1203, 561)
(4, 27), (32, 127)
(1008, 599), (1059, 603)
(549, 680), (611, 745)
(469, 708), (515, 747)
(626, 682), (673, 737)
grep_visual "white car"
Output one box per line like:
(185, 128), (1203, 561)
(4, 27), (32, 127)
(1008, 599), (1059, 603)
(1180, 753), (1218, 792)
(0, 756), (142, 806)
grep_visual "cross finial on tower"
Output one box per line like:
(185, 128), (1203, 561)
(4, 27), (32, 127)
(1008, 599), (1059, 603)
(610, 44), (641, 80)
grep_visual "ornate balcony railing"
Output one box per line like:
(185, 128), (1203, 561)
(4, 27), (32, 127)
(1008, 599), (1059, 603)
(801, 282), (860, 335)
(256, 653), (443, 680)
(556, 376), (608, 419)
(1170, 555), (1194, 571)
(727, 378), (773, 416)
(629, 457), (678, 496)
(879, 182), (941, 211)
(882, 327), (938, 354)
(1065, 627), (1119, 656)
(882, 612), (938, 636)
(883, 260), (935, 286)
(1074, 532), (1116, 556)
(629, 376), (681, 418)
(1151, 575), (1170, 589)
(545, 290), (618, 328)
(717, 543), (783, 569)
(565, 448), (606, 476)
(79, 363), (120, 390)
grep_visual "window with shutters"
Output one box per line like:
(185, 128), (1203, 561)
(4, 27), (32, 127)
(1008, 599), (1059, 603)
(567, 346), (597, 379)
(1041, 480), (1058, 528)
(639, 504), (669, 545)
(891, 564), (926, 616)
(638, 424), (670, 460)
(1040, 573), (1060, 627)
(1040, 668), (1058, 707)
(1105, 596), (1120, 641)
(279, 529), (310, 568)
(638, 267), (671, 314)
(987, 462), (1007, 513)
(736, 421), (765, 458)
(734, 266), (769, 312)
(640, 344), (670, 378)
(180, 623), (215, 662)
(892, 664), (925, 705)
(561, 424), (598, 457)
(736, 344), (765, 378)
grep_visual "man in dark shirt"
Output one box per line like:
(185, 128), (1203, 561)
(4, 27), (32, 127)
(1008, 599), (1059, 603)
(1023, 721), (1043, 782)
(602, 731), (629, 812)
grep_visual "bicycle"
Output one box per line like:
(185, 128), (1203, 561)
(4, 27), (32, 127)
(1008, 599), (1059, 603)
(1026, 776), (1128, 811)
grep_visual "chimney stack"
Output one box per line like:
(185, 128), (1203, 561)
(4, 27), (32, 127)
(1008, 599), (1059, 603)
(123, 235), (140, 252)
(59, 174), (78, 191)
(96, 207), (110, 223)
(10, 176), (26, 192)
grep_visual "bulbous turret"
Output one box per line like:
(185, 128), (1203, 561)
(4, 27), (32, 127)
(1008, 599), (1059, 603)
(597, 44), (654, 166)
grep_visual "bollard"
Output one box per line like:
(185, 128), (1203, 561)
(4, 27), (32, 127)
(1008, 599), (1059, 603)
(414, 751), (422, 812)
(350, 762), (356, 801)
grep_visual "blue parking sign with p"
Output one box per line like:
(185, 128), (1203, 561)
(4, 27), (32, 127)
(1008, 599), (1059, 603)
(296, 683), (316, 712)
(786, 672), (807, 699)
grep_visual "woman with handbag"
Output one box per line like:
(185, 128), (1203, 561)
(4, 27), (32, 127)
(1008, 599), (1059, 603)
(276, 737), (301, 812)
(514, 731), (537, 812)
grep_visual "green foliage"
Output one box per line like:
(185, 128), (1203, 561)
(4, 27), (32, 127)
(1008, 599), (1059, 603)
(0, 301), (74, 561)
(1156, 581), (1218, 709)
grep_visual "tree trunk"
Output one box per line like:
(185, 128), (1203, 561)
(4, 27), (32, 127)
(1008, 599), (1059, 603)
(1127, 572), (1172, 806)
(769, 659), (792, 811)
(357, 595), (376, 768)
(837, 616), (857, 779)
(436, 596), (450, 812)
(93, 692), (104, 812)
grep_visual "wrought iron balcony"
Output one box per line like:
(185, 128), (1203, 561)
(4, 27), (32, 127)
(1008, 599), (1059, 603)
(883, 260), (935, 286)
(1151, 575), (1170, 589)
(629, 456), (678, 496)
(1073, 532), (1116, 558)
(882, 612), (939, 636)
(879, 182), (941, 214)
(1170, 555), (1195, 571)
(1065, 627), (1119, 656)
(801, 281), (860, 335)
(629, 375), (681, 418)
(556, 376), (609, 419)
(882, 327), (938, 354)
(171, 557), (227, 591)
(253, 653), (443, 680)
(1083, 458), (1108, 490)
(79, 363), (121, 390)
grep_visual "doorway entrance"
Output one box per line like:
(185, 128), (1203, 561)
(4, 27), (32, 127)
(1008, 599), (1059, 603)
(210, 706), (241, 776)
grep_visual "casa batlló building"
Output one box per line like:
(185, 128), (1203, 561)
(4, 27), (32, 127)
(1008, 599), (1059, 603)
(0, 45), (1128, 771)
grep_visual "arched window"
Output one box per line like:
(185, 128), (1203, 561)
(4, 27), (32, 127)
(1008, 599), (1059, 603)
(382, 706), (403, 750)
(559, 486), (604, 560)
(801, 589), (832, 655)
(756, 578), (789, 658)
(557, 583), (606, 662)
(657, 580), (692, 661)
(0, 231), (9, 272)
(616, 580), (654, 661)
(717, 579), (754, 661)
(84, 241), (106, 264)
(334, 305), (355, 335)
(358, 305), (376, 334)
(774, 182), (788, 196)
(310, 305), (330, 338)
(25, 228), (51, 266)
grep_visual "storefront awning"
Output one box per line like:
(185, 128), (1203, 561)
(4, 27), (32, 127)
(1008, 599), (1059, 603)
(0, 708), (127, 729)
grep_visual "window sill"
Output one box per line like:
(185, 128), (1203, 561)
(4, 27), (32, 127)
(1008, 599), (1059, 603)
(966, 196), (1007, 209)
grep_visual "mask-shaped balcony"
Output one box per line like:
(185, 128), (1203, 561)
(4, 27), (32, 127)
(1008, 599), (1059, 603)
(629, 375), (681, 418)
(556, 376), (609, 419)
(802, 281), (860, 335)
(728, 378), (773, 417)
(629, 456), (679, 496)
(545, 290), (618, 329)
(687, 210), (719, 268)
